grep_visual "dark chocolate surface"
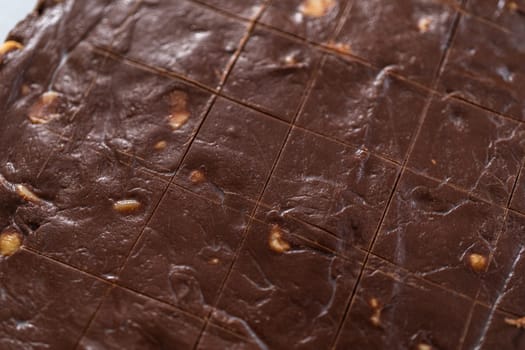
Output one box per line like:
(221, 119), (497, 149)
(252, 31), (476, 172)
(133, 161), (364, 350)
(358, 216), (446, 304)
(335, 256), (473, 350)
(0, 250), (107, 349)
(79, 287), (204, 350)
(2, 0), (525, 349)
(334, 0), (457, 85)
(223, 28), (322, 121)
(439, 14), (525, 121)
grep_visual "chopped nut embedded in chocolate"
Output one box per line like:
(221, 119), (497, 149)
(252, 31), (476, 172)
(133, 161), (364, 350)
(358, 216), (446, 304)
(0, 230), (22, 257)
(418, 17), (432, 33)
(505, 316), (525, 328)
(300, 0), (335, 17)
(168, 91), (190, 130)
(0, 40), (23, 63)
(28, 91), (61, 124)
(189, 169), (206, 184)
(113, 199), (141, 213)
(15, 184), (41, 203)
(508, 1), (519, 11)
(169, 111), (190, 130)
(431, 159), (437, 165)
(417, 343), (432, 350)
(268, 225), (290, 253)
(325, 41), (352, 55)
(209, 258), (220, 265)
(284, 54), (298, 66)
(468, 253), (487, 272)
(368, 297), (382, 327)
(21, 84), (31, 96)
(154, 140), (167, 150)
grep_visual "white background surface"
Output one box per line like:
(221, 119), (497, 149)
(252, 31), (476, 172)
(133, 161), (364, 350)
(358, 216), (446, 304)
(1, 1), (38, 40)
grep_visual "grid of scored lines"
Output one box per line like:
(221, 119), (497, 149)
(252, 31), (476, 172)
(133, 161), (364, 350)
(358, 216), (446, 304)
(14, 0), (525, 348)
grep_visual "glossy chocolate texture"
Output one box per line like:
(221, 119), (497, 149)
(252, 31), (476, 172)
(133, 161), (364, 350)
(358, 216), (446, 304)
(1, 0), (525, 349)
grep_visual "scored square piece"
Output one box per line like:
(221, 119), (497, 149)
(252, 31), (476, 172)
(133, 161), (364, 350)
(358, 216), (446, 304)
(223, 28), (322, 121)
(89, 0), (249, 88)
(119, 185), (249, 317)
(176, 98), (289, 212)
(0, 250), (107, 349)
(439, 15), (525, 121)
(25, 140), (167, 278)
(262, 127), (399, 249)
(373, 170), (505, 298)
(79, 286), (204, 349)
(334, 256), (473, 350)
(212, 217), (365, 349)
(297, 54), (427, 162)
(408, 98), (525, 205)
(73, 56), (214, 176)
(334, 0), (457, 85)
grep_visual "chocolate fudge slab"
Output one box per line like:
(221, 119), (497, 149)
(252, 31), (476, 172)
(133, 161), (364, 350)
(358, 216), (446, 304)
(0, 249), (107, 349)
(3, 0), (525, 349)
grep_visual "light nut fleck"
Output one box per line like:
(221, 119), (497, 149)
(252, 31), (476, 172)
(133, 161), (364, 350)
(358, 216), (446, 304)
(29, 91), (61, 124)
(0, 230), (22, 256)
(169, 111), (190, 130)
(368, 297), (380, 309)
(154, 140), (167, 150)
(113, 199), (141, 213)
(468, 253), (487, 272)
(505, 316), (525, 328)
(15, 184), (41, 203)
(418, 17), (432, 33)
(300, 0), (335, 17)
(268, 225), (290, 253)
(21, 84), (31, 96)
(189, 169), (206, 184)
(508, 2), (519, 11)
(168, 91), (190, 131)
(209, 258), (220, 265)
(368, 297), (382, 327)
(417, 344), (432, 350)
(284, 54), (297, 66)
(0, 40), (23, 62)
(325, 41), (352, 54)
